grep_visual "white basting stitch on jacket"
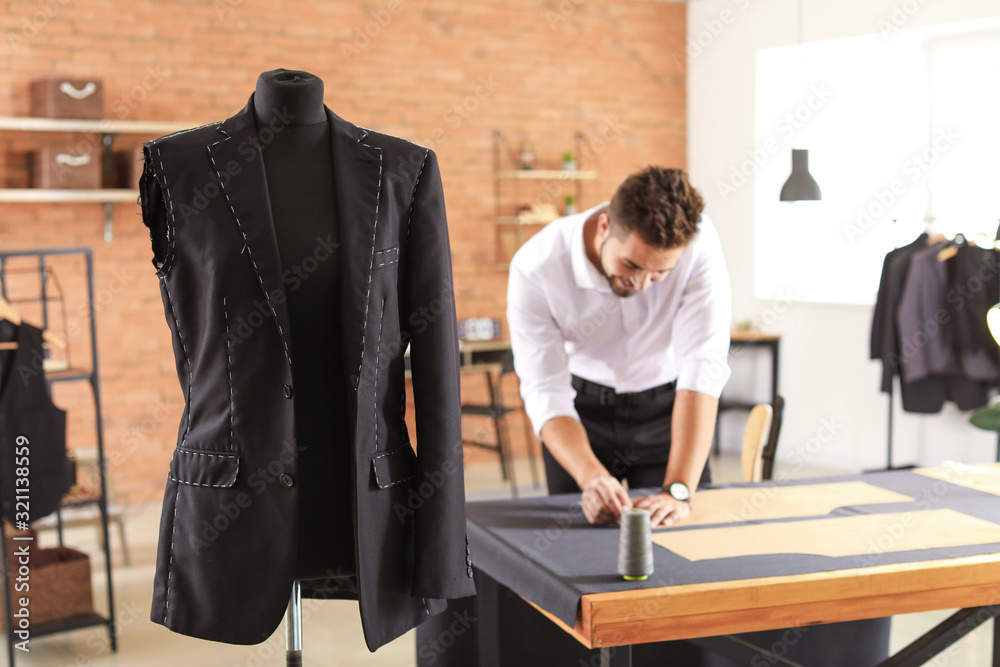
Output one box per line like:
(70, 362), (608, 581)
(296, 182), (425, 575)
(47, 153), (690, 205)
(357, 145), (383, 386)
(223, 298), (236, 452)
(163, 484), (180, 624)
(207, 138), (292, 368)
(374, 297), (385, 450)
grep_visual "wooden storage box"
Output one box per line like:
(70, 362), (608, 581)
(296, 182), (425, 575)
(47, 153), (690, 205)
(30, 147), (101, 189)
(3, 546), (93, 626)
(116, 145), (145, 189)
(30, 78), (104, 119)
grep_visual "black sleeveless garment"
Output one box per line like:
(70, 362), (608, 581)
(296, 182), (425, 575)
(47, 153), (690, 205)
(0, 320), (70, 523)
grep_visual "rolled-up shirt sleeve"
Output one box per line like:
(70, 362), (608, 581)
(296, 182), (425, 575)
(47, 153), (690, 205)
(672, 223), (732, 397)
(507, 263), (579, 438)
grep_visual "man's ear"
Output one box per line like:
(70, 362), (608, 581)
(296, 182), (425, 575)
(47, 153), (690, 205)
(595, 211), (612, 243)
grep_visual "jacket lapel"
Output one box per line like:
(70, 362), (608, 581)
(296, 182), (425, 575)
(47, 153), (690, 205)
(327, 107), (381, 393)
(206, 97), (381, 388)
(208, 96), (293, 368)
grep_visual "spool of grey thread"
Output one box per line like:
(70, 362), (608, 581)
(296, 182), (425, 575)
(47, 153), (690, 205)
(617, 508), (653, 581)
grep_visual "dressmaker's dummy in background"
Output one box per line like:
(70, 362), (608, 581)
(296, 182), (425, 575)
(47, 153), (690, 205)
(254, 69), (354, 580)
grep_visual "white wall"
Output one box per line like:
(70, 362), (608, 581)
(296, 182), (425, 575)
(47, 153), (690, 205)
(688, 0), (1000, 472)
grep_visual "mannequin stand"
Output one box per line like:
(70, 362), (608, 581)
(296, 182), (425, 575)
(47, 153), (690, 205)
(285, 581), (303, 666)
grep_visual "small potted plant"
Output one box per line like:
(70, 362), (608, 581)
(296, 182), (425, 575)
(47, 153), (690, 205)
(564, 194), (577, 215)
(562, 151), (577, 171)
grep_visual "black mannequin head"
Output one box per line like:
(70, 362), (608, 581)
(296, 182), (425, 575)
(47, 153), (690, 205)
(254, 69), (326, 126)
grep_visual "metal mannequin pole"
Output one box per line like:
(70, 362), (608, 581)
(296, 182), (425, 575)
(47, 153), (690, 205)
(285, 581), (303, 667)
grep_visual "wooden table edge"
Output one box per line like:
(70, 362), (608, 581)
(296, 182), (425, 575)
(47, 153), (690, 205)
(567, 552), (1000, 648)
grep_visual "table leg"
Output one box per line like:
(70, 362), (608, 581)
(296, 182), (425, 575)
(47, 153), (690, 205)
(875, 606), (1000, 667)
(600, 645), (632, 667)
(994, 613), (999, 667)
(476, 571), (500, 667)
(688, 636), (806, 666)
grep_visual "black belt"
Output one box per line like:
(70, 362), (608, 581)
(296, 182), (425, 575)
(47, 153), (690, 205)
(571, 375), (676, 407)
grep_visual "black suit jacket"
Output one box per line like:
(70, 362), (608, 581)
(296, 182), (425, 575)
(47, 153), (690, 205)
(139, 96), (475, 650)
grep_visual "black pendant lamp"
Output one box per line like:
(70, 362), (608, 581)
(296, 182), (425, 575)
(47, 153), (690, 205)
(780, 148), (822, 201)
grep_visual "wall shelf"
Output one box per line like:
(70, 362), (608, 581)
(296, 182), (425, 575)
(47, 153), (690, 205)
(0, 188), (137, 203)
(0, 116), (197, 241)
(492, 131), (601, 265)
(495, 169), (600, 180)
(0, 116), (193, 134)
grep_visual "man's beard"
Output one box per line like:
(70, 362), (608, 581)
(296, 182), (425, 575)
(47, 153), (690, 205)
(600, 238), (637, 298)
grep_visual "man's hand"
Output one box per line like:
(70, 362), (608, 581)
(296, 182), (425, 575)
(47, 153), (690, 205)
(579, 475), (632, 525)
(633, 491), (690, 527)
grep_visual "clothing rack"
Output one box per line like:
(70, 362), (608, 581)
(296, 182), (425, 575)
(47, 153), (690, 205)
(0, 247), (116, 665)
(881, 221), (1000, 469)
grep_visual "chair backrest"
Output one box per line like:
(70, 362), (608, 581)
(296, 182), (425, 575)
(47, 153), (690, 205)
(741, 404), (774, 483)
(760, 395), (784, 481)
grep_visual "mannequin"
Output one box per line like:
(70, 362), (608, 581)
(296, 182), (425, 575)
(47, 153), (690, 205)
(140, 67), (475, 651)
(254, 69), (355, 580)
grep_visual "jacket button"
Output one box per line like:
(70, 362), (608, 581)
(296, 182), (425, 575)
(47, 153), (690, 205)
(279, 473), (295, 487)
(283, 384), (293, 399)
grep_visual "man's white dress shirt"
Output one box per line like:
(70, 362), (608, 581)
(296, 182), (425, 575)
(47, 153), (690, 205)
(507, 202), (732, 438)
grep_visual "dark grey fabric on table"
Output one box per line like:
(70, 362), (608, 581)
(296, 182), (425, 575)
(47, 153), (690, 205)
(466, 469), (1000, 627)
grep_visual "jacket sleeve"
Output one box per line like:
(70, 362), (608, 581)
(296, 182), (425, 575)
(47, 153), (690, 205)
(404, 149), (476, 600)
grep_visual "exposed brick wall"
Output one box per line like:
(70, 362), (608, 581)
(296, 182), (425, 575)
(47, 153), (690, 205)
(0, 0), (686, 504)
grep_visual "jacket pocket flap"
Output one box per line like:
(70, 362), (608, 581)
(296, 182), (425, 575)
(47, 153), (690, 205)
(371, 444), (417, 489)
(170, 448), (240, 488)
(373, 245), (399, 269)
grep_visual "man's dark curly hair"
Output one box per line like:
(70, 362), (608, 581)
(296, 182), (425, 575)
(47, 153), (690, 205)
(607, 167), (704, 249)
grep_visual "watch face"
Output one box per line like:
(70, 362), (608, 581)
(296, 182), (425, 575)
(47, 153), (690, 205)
(669, 482), (691, 501)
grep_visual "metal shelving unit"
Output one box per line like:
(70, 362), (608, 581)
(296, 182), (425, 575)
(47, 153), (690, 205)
(0, 247), (116, 666)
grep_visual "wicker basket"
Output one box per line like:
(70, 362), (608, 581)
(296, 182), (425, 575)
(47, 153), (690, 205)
(2, 546), (93, 626)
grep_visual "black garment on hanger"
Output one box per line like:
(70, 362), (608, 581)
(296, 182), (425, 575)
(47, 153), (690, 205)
(870, 233), (928, 392)
(0, 320), (71, 522)
(894, 242), (998, 413)
(951, 243), (1000, 355)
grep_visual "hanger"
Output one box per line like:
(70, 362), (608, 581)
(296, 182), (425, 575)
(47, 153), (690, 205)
(0, 295), (66, 351)
(937, 233), (966, 262)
